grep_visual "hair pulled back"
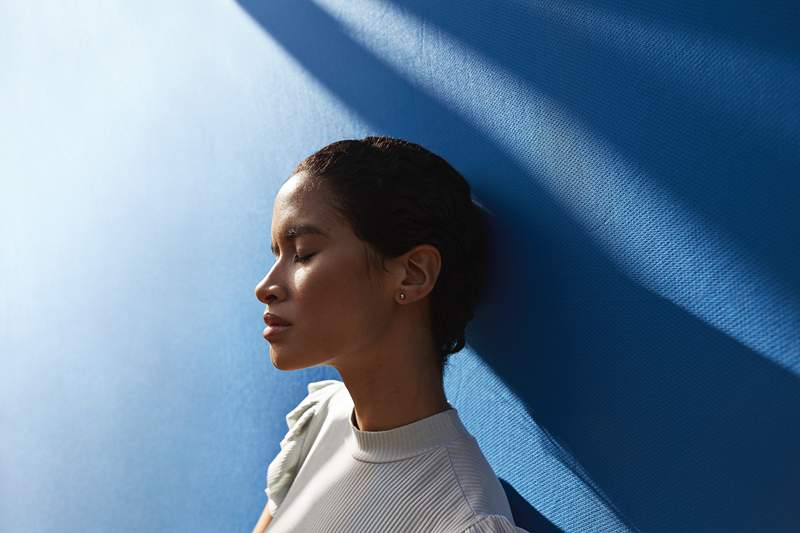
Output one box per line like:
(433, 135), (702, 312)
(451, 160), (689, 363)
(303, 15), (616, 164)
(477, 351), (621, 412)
(291, 136), (490, 376)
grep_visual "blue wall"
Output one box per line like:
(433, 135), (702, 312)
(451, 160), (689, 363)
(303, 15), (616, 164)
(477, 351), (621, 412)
(2, 1), (797, 532)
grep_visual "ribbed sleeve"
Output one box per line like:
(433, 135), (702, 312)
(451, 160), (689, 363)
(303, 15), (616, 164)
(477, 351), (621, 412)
(460, 513), (529, 533)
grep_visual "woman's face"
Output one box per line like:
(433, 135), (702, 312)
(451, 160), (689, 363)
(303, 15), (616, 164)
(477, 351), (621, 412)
(254, 172), (396, 370)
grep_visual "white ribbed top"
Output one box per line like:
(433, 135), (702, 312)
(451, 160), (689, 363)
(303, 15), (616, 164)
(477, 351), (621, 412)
(348, 399), (473, 462)
(264, 379), (528, 533)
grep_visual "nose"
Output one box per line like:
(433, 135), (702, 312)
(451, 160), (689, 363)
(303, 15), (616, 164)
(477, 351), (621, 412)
(255, 263), (283, 304)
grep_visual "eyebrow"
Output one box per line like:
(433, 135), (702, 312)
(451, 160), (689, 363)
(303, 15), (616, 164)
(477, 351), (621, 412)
(271, 224), (330, 256)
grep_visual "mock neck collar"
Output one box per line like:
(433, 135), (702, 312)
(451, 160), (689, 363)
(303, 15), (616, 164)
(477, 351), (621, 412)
(347, 401), (472, 463)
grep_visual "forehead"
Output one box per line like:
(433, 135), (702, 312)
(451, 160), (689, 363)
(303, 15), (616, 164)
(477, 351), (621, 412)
(270, 173), (338, 247)
(272, 172), (327, 224)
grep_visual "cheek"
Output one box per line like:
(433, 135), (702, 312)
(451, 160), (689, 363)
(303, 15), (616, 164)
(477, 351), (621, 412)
(294, 262), (387, 339)
(296, 265), (367, 317)
(294, 265), (337, 303)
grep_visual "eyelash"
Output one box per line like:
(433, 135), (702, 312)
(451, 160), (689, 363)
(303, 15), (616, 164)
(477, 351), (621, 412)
(293, 253), (315, 264)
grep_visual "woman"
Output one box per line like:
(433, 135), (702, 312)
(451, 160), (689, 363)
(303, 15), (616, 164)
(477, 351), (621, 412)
(252, 136), (526, 532)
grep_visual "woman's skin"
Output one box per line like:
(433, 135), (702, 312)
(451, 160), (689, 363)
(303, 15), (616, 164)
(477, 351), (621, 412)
(251, 170), (449, 532)
(254, 170), (450, 434)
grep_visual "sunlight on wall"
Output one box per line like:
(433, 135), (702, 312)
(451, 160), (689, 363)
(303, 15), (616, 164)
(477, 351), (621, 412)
(313, 0), (800, 376)
(0, 2), (313, 531)
(445, 346), (630, 532)
(516, 0), (800, 142)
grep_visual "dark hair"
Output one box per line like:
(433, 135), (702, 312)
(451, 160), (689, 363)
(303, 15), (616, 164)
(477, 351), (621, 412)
(290, 136), (491, 378)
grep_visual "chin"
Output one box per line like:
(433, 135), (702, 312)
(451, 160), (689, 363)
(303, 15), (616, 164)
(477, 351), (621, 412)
(269, 346), (318, 371)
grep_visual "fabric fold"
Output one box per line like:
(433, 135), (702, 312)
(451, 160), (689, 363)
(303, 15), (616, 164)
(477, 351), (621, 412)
(265, 379), (344, 512)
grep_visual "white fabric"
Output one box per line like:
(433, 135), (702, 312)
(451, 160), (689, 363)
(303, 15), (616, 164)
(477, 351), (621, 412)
(265, 379), (341, 512)
(264, 379), (529, 532)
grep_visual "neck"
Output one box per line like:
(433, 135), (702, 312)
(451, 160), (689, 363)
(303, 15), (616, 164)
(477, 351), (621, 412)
(333, 342), (447, 432)
(349, 382), (449, 431)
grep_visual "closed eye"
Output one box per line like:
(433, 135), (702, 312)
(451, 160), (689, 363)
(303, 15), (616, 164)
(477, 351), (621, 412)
(294, 253), (315, 264)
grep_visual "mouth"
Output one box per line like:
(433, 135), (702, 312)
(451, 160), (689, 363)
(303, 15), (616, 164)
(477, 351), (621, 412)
(264, 313), (292, 327)
(263, 323), (292, 340)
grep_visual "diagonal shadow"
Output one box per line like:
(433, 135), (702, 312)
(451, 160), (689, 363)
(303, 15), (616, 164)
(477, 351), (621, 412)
(235, 2), (800, 531)
(500, 478), (565, 533)
(314, 0), (799, 376)
(568, 0), (799, 61)
(392, 0), (800, 312)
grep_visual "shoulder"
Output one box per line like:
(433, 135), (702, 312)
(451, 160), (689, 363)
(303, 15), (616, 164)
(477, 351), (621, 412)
(458, 513), (529, 533)
(265, 379), (345, 513)
(444, 437), (516, 519)
(305, 378), (345, 399)
(283, 379), (344, 429)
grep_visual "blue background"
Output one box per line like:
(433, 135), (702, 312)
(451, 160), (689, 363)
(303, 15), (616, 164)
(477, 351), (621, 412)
(1, 1), (798, 532)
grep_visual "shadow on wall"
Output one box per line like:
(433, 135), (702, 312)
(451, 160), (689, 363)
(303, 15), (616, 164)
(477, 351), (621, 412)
(236, 1), (800, 532)
(501, 479), (564, 533)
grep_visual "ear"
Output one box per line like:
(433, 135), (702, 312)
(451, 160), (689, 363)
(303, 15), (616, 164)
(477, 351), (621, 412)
(391, 244), (442, 303)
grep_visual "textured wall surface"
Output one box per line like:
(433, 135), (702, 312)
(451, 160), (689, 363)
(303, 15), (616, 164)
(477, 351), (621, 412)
(1, 1), (798, 532)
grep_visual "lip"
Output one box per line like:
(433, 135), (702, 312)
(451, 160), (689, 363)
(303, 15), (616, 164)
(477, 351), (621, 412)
(264, 313), (292, 327)
(263, 324), (292, 340)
